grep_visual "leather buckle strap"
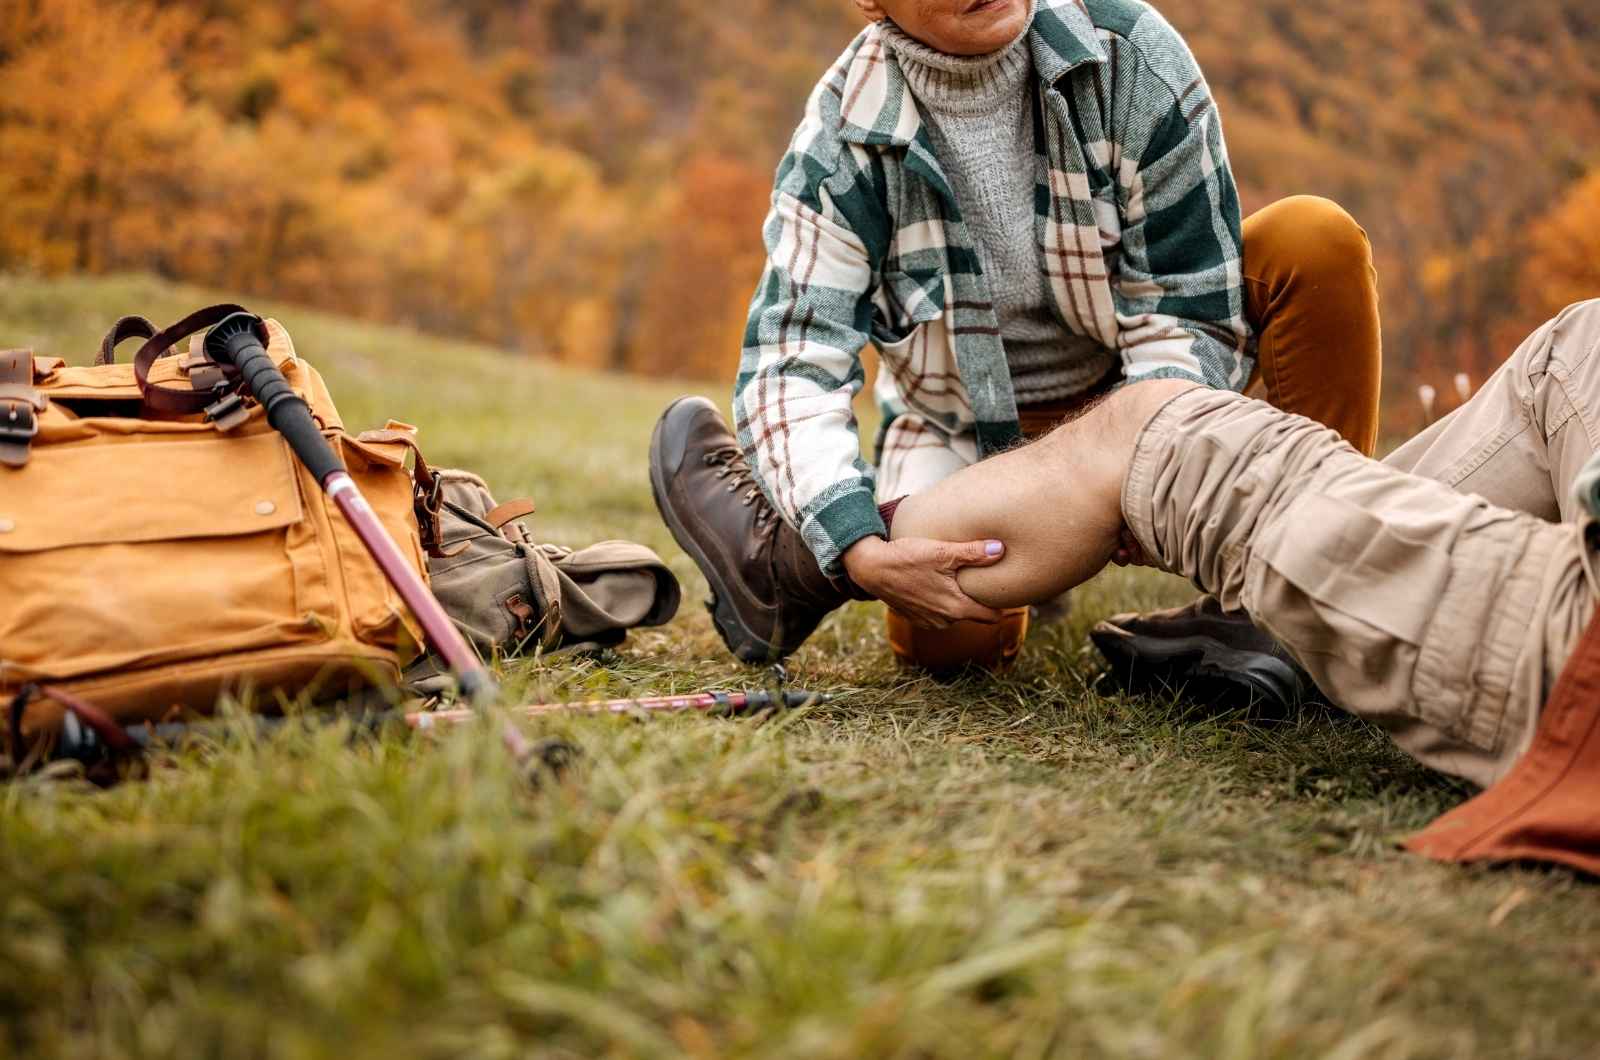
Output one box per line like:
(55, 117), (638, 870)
(132, 304), (252, 418)
(486, 498), (538, 547)
(355, 424), (456, 557)
(0, 348), (47, 469)
(173, 343), (253, 430)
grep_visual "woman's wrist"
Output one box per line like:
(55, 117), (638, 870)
(841, 534), (891, 587)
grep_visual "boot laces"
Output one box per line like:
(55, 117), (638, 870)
(705, 445), (778, 534)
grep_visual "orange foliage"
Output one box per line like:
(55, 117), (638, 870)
(1524, 171), (1600, 320)
(0, 0), (1596, 427)
(626, 155), (771, 379)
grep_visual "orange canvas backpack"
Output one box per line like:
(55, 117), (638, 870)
(0, 311), (432, 750)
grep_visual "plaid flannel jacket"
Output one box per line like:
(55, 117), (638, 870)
(734, 0), (1252, 574)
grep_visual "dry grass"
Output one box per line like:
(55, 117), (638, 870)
(3, 274), (1599, 1059)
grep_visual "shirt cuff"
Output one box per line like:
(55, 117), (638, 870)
(809, 488), (888, 576)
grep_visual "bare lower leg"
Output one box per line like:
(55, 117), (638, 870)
(890, 380), (1196, 609)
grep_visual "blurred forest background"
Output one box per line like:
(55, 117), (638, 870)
(2, 0), (1598, 432)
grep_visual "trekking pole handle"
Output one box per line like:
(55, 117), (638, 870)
(205, 313), (344, 484)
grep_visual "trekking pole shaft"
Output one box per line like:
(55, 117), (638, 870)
(406, 689), (827, 728)
(324, 473), (489, 699)
(206, 314), (497, 707)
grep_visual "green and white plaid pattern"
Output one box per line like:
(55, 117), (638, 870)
(735, 0), (1252, 573)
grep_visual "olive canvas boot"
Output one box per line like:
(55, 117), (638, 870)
(649, 397), (870, 664)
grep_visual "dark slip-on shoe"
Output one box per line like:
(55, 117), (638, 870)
(1090, 595), (1317, 717)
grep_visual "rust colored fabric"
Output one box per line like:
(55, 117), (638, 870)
(886, 606), (1030, 674)
(1407, 604), (1600, 876)
(1242, 196), (1384, 456)
(1007, 197), (1383, 453)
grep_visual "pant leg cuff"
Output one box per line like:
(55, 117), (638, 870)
(1120, 387), (1222, 567)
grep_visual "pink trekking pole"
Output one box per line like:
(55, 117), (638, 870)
(202, 313), (534, 759)
(405, 689), (828, 729)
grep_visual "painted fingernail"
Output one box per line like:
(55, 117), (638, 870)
(985, 540), (1003, 557)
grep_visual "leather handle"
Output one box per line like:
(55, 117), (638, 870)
(94, 315), (157, 366)
(132, 304), (249, 417)
(486, 499), (537, 530)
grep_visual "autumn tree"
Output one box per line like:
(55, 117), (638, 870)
(1524, 171), (1600, 318)
(0, 0), (1596, 432)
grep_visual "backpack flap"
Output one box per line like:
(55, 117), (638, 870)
(541, 541), (682, 650)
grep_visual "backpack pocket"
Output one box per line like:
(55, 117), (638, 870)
(0, 430), (330, 684)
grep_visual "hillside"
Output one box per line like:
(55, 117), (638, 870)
(6, 275), (1600, 1056)
(2, 0), (1598, 430)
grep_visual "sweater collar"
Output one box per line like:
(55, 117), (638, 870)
(880, 16), (1034, 117)
(838, 0), (1105, 147)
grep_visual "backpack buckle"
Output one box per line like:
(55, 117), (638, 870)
(203, 391), (251, 432)
(0, 363), (47, 469)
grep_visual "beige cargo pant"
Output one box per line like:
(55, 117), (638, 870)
(1122, 301), (1600, 788)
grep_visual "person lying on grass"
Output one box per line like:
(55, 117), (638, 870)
(650, 0), (1383, 699)
(657, 300), (1600, 869)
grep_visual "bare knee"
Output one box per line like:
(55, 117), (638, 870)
(1034, 379), (1191, 455)
(1026, 379), (1196, 508)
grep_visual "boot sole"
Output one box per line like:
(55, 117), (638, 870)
(1089, 622), (1301, 716)
(649, 399), (781, 666)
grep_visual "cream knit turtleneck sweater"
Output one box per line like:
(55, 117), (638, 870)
(881, 7), (1116, 403)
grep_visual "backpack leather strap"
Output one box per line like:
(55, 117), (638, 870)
(486, 499), (537, 531)
(356, 426), (455, 557)
(132, 304), (248, 418)
(0, 348), (47, 469)
(95, 315), (157, 366)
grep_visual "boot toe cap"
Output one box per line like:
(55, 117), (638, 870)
(652, 395), (727, 479)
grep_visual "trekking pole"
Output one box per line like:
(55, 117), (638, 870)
(42, 689), (830, 766)
(200, 313), (535, 759)
(406, 689), (828, 728)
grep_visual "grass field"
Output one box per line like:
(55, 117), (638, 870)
(3, 274), (1600, 1059)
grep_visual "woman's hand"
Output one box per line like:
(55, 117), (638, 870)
(841, 535), (1007, 629)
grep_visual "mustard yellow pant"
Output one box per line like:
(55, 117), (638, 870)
(888, 195), (1384, 672)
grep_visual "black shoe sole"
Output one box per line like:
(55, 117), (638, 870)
(649, 399), (781, 666)
(1089, 622), (1302, 716)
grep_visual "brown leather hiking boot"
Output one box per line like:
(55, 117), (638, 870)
(649, 396), (870, 664)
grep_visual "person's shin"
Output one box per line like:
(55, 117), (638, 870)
(890, 383), (1176, 610)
